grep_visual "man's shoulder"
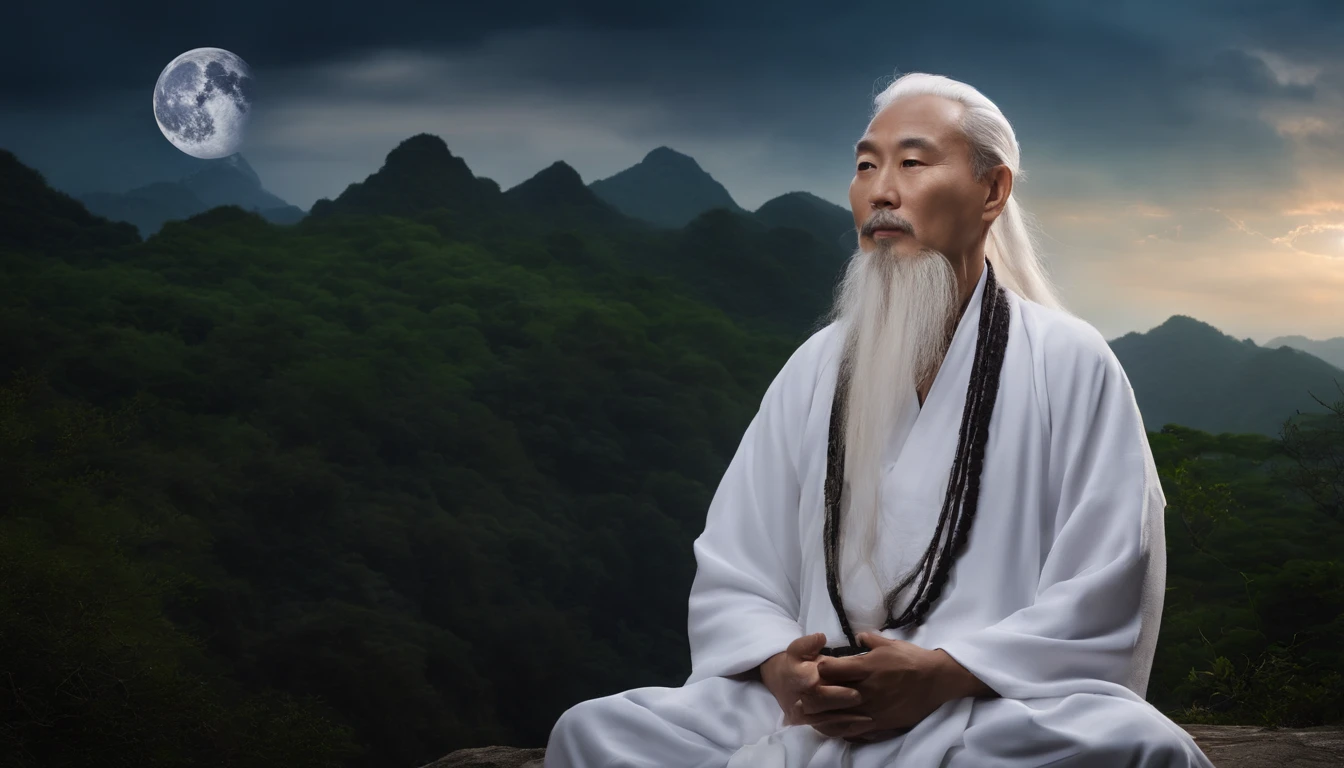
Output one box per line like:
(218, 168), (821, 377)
(1012, 297), (1124, 390)
(764, 320), (843, 405)
(795, 319), (845, 365)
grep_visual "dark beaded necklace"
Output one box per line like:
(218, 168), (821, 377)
(820, 259), (1011, 656)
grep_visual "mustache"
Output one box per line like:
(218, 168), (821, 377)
(862, 212), (914, 238)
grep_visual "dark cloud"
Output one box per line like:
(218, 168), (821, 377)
(1193, 49), (1314, 98)
(3, 0), (1340, 339)
(7, 0), (1329, 109)
(0, 0), (717, 106)
(0, 0), (1333, 207)
(1203, 0), (1344, 50)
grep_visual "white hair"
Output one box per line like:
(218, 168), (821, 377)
(870, 71), (1068, 312)
(820, 73), (1075, 627)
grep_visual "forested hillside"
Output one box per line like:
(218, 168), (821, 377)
(2, 145), (1340, 768)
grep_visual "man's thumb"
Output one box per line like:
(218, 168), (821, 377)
(801, 632), (827, 656)
(858, 631), (896, 647)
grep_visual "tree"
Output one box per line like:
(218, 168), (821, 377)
(1277, 379), (1344, 521)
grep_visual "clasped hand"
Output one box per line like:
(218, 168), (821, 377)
(763, 631), (959, 745)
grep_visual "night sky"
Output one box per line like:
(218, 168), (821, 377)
(3, 0), (1342, 342)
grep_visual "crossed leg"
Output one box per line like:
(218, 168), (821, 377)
(548, 679), (1214, 768)
(942, 693), (1215, 768)
(545, 675), (791, 768)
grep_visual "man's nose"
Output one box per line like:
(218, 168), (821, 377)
(866, 176), (901, 209)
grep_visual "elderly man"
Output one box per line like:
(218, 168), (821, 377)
(544, 72), (1214, 767)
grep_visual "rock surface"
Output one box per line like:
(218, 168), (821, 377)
(421, 745), (544, 768)
(426, 725), (1344, 767)
(1182, 725), (1344, 767)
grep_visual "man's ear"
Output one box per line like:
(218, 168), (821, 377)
(982, 165), (1012, 222)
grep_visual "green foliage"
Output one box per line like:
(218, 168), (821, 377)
(1277, 381), (1344, 521)
(0, 172), (827, 765)
(1180, 641), (1343, 727)
(4, 148), (1342, 767)
(0, 371), (359, 768)
(1151, 411), (1344, 727)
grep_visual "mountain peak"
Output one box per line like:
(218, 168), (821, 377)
(1110, 311), (1344, 436)
(309, 133), (499, 220)
(496, 159), (635, 234)
(0, 149), (141, 249)
(756, 190), (848, 217)
(1150, 314), (1230, 339)
(1266, 333), (1344, 370)
(185, 153), (262, 189)
(761, 190), (834, 208)
(72, 150), (302, 238)
(641, 146), (702, 170)
(754, 191), (856, 254)
(377, 133), (479, 189)
(176, 153), (282, 212)
(384, 133), (461, 172)
(589, 146), (743, 228)
(530, 160), (586, 189)
(504, 160), (597, 207)
(1109, 314), (1258, 380)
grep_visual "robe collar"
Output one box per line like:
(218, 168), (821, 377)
(890, 256), (991, 489)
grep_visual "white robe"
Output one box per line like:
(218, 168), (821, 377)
(546, 259), (1214, 767)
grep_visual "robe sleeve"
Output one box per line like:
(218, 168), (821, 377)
(934, 329), (1168, 701)
(683, 331), (826, 685)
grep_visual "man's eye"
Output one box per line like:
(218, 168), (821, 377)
(857, 161), (874, 171)
(902, 159), (921, 167)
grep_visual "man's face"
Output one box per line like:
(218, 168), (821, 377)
(848, 93), (990, 266)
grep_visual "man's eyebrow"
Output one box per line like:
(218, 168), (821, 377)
(854, 136), (937, 157)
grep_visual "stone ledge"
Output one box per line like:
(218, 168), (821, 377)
(423, 745), (544, 768)
(424, 725), (1344, 767)
(1181, 724), (1344, 767)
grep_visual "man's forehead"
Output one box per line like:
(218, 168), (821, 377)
(856, 94), (965, 153)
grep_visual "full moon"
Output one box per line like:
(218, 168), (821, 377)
(153, 47), (254, 159)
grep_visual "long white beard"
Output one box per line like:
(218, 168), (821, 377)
(829, 240), (960, 604)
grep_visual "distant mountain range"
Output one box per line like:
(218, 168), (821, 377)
(1265, 334), (1344, 371)
(1108, 316), (1343, 437)
(306, 134), (645, 238)
(307, 136), (859, 252)
(587, 145), (857, 251)
(588, 146), (747, 228)
(63, 138), (862, 255)
(7, 136), (1342, 438)
(77, 154), (305, 237)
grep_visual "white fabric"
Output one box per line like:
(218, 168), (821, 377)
(545, 259), (1214, 767)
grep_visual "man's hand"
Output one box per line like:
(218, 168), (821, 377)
(759, 633), (873, 739)
(807, 632), (989, 743)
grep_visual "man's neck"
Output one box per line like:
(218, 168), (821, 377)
(917, 253), (986, 408)
(954, 252), (986, 319)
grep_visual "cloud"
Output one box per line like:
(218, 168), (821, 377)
(1031, 194), (1344, 342)
(1247, 48), (1325, 88)
(1275, 222), (1344, 258)
(5, 0), (1344, 341)
(0, 0), (707, 106)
